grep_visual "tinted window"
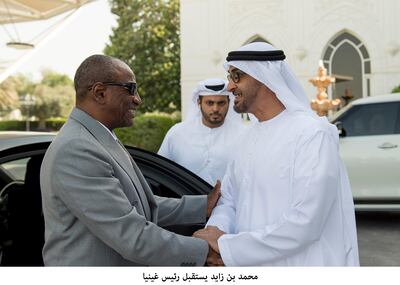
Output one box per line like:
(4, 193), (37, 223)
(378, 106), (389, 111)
(339, 102), (399, 136)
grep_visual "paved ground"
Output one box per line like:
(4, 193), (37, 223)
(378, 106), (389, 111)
(356, 212), (400, 266)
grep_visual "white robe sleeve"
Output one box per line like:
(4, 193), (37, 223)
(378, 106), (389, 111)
(157, 129), (173, 159)
(217, 130), (341, 266)
(206, 160), (237, 234)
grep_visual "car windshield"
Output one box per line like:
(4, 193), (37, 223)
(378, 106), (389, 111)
(330, 103), (353, 122)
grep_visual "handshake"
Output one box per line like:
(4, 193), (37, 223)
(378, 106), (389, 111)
(193, 225), (225, 266)
(194, 180), (226, 266)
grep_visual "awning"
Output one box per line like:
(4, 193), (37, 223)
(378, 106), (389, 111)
(0, 0), (94, 24)
(0, 0), (95, 84)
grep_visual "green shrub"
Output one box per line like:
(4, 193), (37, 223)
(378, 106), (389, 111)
(0, 112), (180, 152)
(115, 112), (181, 152)
(45, 117), (67, 131)
(392, 84), (400, 93)
(0, 118), (66, 131)
(0, 120), (30, 131)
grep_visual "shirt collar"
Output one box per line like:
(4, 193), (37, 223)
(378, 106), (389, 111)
(97, 121), (118, 141)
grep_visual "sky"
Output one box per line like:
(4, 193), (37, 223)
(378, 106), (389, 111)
(0, 0), (116, 81)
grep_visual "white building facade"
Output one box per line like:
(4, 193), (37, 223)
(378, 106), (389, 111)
(180, 0), (400, 118)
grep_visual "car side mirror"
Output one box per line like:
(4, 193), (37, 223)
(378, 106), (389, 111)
(334, 121), (346, 137)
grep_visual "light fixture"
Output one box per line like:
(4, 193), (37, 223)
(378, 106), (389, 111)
(6, 41), (35, 49)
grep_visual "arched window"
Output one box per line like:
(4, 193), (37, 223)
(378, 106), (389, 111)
(322, 32), (371, 101)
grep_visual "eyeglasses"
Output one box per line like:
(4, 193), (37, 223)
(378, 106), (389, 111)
(88, 82), (137, 96)
(227, 69), (246, 83)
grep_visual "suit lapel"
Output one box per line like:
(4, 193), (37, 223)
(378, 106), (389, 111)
(69, 108), (154, 220)
(70, 108), (134, 176)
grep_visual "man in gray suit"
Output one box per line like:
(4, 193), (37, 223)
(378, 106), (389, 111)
(40, 54), (221, 266)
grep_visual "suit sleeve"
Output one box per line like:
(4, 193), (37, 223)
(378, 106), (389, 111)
(217, 131), (341, 266)
(52, 139), (208, 266)
(155, 195), (207, 226)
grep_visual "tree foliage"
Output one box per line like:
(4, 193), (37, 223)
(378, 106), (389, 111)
(0, 77), (21, 114)
(104, 0), (180, 113)
(29, 84), (62, 129)
(38, 70), (75, 118)
(41, 69), (73, 87)
(1, 71), (75, 129)
(29, 71), (75, 129)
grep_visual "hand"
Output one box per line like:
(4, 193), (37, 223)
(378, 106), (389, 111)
(207, 180), (221, 217)
(193, 226), (225, 253)
(207, 247), (224, 266)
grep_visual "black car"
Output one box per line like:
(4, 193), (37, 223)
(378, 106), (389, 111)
(0, 131), (212, 266)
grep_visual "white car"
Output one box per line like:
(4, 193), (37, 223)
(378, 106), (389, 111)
(331, 93), (400, 211)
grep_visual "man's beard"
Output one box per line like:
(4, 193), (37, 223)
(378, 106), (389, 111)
(201, 109), (227, 127)
(233, 104), (245, 113)
(233, 90), (258, 114)
(233, 100), (248, 113)
(205, 113), (224, 125)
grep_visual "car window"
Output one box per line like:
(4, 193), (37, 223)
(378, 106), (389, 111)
(0, 158), (30, 181)
(339, 102), (399, 136)
(126, 147), (211, 197)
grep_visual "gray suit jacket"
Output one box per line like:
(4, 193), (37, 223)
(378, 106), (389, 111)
(40, 107), (208, 266)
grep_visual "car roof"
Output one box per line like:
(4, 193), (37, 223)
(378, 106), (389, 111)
(351, 93), (400, 105)
(329, 93), (400, 122)
(0, 131), (56, 152)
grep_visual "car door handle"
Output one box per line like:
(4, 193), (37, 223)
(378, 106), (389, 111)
(378, 142), (398, 149)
